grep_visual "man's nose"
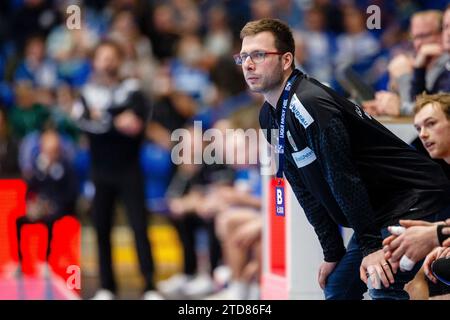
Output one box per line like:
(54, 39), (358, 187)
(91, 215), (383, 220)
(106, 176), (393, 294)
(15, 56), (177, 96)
(419, 127), (429, 139)
(243, 56), (255, 69)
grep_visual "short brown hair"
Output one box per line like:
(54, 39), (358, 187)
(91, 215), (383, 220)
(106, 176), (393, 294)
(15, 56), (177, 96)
(415, 93), (450, 119)
(240, 18), (295, 69)
(411, 10), (443, 33)
(91, 39), (124, 61)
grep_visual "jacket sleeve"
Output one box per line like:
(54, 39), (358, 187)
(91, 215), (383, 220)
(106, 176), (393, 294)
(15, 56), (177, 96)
(284, 158), (346, 262)
(71, 96), (112, 134)
(410, 67), (427, 100)
(312, 116), (382, 256)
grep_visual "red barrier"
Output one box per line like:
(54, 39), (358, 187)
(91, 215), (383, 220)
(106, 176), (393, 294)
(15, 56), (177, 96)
(0, 180), (80, 295)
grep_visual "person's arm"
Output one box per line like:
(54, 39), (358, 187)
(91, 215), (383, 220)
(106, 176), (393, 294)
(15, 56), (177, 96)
(314, 116), (382, 256)
(71, 95), (112, 134)
(313, 116), (396, 287)
(113, 90), (151, 137)
(395, 74), (415, 115)
(216, 186), (261, 209)
(410, 67), (427, 99)
(284, 159), (346, 262)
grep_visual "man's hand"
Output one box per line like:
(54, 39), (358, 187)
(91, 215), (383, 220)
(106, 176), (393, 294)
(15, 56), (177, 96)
(383, 220), (441, 273)
(360, 249), (395, 289)
(374, 91), (401, 116)
(114, 110), (143, 136)
(388, 54), (414, 79)
(423, 247), (450, 283)
(361, 99), (379, 116)
(414, 43), (443, 68)
(362, 91), (401, 116)
(318, 261), (337, 289)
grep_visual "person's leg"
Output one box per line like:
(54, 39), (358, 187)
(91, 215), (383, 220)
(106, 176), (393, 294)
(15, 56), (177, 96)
(222, 210), (264, 300)
(324, 234), (367, 300)
(220, 209), (259, 280)
(119, 168), (155, 291)
(43, 217), (58, 263)
(206, 217), (222, 274)
(172, 214), (198, 276)
(16, 216), (31, 265)
(92, 177), (117, 293)
(223, 223), (247, 280)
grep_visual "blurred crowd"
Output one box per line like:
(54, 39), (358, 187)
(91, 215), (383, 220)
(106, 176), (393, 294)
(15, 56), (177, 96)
(0, 0), (449, 300)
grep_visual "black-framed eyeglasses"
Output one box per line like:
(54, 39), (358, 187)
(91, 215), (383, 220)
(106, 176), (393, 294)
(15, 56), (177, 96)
(233, 51), (284, 65)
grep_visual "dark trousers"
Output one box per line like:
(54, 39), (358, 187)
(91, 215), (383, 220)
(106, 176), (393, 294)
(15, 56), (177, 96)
(172, 214), (222, 276)
(16, 214), (62, 264)
(92, 166), (154, 293)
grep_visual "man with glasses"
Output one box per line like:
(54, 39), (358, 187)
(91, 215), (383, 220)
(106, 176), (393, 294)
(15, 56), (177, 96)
(363, 10), (443, 116)
(411, 7), (450, 98)
(235, 18), (450, 300)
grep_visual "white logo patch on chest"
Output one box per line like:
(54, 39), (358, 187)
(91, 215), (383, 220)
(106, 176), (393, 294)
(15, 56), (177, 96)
(292, 147), (317, 168)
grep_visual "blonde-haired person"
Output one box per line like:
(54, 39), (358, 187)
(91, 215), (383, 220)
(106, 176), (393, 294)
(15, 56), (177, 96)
(413, 93), (450, 177)
(383, 93), (450, 299)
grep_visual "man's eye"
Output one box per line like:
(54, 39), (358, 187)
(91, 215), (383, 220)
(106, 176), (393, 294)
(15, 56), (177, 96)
(254, 52), (265, 59)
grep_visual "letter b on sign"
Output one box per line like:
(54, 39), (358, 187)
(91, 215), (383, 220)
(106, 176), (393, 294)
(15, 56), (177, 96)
(277, 188), (283, 205)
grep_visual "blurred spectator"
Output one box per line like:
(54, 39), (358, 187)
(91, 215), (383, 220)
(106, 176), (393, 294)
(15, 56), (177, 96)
(314, 0), (343, 34)
(49, 84), (80, 142)
(0, 105), (20, 178)
(250, 0), (275, 20)
(46, 14), (98, 88)
(8, 81), (50, 140)
(16, 129), (78, 276)
(298, 5), (336, 85)
(71, 40), (161, 300)
(335, 5), (380, 71)
(273, 0), (304, 30)
(170, 34), (213, 104)
(146, 3), (180, 61)
(14, 34), (58, 91)
(206, 56), (254, 126)
(160, 123), (235, 299)
(204, 112), (263, 300)
(204, 5), (233, 59)
(108, 9), (156, 96)
(363, 10), (443, 116)
(11, 0), (61, 50)
(147, 64), (198, 150)
(411, 6), (450, 97)
(171, 0), (201, 36)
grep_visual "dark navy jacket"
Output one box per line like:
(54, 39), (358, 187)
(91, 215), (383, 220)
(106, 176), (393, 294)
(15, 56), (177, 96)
(260, 70), (450, 262)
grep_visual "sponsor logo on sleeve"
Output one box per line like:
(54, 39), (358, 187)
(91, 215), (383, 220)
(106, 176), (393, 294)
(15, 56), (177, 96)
(289, 94), (314, 129)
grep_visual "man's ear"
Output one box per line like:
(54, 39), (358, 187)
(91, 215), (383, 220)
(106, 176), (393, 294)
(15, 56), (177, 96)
(282, 52), (294, 71)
